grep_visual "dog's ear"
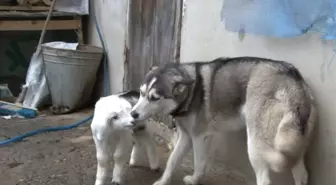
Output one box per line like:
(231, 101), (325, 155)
(173, 75), (194, 85)
(172, 75), (193, 96)
(173, 83), (188, 96)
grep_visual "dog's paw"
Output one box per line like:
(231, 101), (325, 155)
(129, 157), (143, 168)
(149, 159), (160, 172)
(151, 167), (160, 172)
(129, 163), (160, 172)
(295, 174), (308, 185)
(129, 163), (147, 169)
(94, 179), (104, 185)
(111, 181), (121, 185)
(129, 163), (140, 168)
(183, 175), (200, 185)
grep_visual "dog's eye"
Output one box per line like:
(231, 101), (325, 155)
(112, 115), (118, 120)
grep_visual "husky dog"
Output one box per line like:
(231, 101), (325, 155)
(130, 57), (317, 185)
(91, 91), (159, 185)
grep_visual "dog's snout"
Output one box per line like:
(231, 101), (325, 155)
(131, 111), (139, 119)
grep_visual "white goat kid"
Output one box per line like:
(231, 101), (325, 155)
(91, 91), (159, 185)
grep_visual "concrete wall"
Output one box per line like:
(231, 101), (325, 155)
(87, 0), (335, 184)
(180, 0), (336, 185)
(87, 0), (129, 94)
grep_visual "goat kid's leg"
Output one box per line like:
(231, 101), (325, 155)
(112, 135), (133, 185)
(94, 138), (112, 185)
(153, 127), (191, 185)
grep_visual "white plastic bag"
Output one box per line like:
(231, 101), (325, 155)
(22, 42), (78, 109)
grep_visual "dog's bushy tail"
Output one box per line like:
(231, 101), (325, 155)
(259, 109), (305, 173)
(274, 111), (305, 156)
(270, 85), (316, 171)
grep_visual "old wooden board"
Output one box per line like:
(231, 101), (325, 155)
(0, 19), (80, 31)
(124, 0), (182, 89)
(0, 11), (77, 18)
(124, 0), (183, 126)
(0, 5), (50, 11)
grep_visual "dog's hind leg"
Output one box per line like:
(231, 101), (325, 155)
(249, 154), (271, 185)
(254, 166), (271, 185)
(183, 133), (216, 185)
(291, 157), (308, 185)
(247, 138), (272, 185)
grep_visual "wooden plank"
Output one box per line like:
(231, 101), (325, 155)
(75, 16), (84, 44)
(125, 0), (182, 89)
(125, 0), (182, 127)
(0, 19), (80, 31)
(0, 11), (78, 18)
(0, 5), (50, 11)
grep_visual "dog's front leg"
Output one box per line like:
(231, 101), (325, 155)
(131, 130), (159, 171)
(153, 127), (191, 185)
(183, 133), (215, 185)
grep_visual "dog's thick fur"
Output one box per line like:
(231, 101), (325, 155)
(131, 57), (317, 185)
(91, 91), (159, 185)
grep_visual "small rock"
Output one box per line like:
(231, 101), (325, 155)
(7, 162), (23, 169)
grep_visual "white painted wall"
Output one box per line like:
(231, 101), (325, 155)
(87, 0), (335, 184)
(88, 0), (129, 94)
(181, 0), (336, 185)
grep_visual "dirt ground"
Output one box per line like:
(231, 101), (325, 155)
(0, 109), (248, 185)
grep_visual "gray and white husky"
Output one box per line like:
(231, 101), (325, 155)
(130, 57), (317, 185)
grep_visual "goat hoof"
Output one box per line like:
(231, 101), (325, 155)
(151, 167), (160, 172)
(111, 181), (120, 185)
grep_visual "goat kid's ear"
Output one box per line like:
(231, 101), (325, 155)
(149, 66), (159, 71)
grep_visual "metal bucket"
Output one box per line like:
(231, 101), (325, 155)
(42, 45), (103, 114)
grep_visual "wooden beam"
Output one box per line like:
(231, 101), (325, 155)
(0, 11), (78, 18)
(0, 5), (50, 11)
(75, 16), (84, 44)
(0, 19), (80, 31)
